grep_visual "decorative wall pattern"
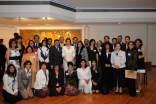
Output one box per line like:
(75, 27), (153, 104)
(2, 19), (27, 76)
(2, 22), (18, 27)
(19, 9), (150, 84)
(20, 29), (82, 46)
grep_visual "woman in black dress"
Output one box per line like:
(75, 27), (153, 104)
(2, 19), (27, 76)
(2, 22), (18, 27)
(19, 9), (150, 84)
(75, 41), (88, 68)
(87, 39), (98, 67)
(135, 39), (146, 92)
(102, 42), (113, 90)
(91, 60), (102, 93)
(15, 36), (25, 66)
(126, 41), (138, 97)
(49, 63), (64, 96)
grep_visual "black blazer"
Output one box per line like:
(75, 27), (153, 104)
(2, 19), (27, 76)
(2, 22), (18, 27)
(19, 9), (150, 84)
(49, 70), (64, 88)
(120, 42), (126, 51)
(49, 46), (63, 66)
(102, 50), (112, 65)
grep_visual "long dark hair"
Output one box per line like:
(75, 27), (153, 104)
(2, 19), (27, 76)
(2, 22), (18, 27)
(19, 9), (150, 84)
(6, 64), (17, 77)
(76, 41), (84, 55)
(78, 59), (88, 68)
(135, 38), (143, 48)
(104, 42), (112, 52)
(127, 41), (136, 53)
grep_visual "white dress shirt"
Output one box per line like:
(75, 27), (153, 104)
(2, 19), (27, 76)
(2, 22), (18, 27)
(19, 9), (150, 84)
(34, 69), (49, 89)
(111, 50), (126, 68)
(38, 46), (49, 63)
(3, 74), (18, 95)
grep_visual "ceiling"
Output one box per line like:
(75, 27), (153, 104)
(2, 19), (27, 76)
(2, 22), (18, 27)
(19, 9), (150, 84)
(54, 0), (156, 9)
(0, 18), (156, 27)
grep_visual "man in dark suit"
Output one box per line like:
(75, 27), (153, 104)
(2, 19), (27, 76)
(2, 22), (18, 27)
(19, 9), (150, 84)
(102, 35), (113, 51)
(125, 36), (130, 50)
(112, 38), (117, 51)
(47, 38), (52, 49)
(117, 35), (126, 51)
(33, 35), (41, 48)
(49, 39), (63, 70)
(59, 37), (65, 47)
(72, 37), (78, 49)
(0, 39), (7, 81)
(84, 39), (89, 48)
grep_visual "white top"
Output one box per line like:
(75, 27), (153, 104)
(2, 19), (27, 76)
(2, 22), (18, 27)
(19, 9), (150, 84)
(111, 50), (126, 68)
(77, 67), (92, 80)
(34, 69), (49, 89)
(62, 46), (75, 61)
(10, 48), (20, 57)
(60, 43), (64, 47)
(3, 74), (18, 95)
(38, 46), (49, 63)
(25, 68), (32, 77)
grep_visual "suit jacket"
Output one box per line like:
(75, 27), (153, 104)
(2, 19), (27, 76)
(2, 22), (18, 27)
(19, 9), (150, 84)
(102, 50), (112, 65)
(18, 69), (32, 90)
(34, 42), (41, 48)
(49, 46), (63, 66)
(0, 44), (7, 62)
(49, 70), (64, 88)
(120, 42), (126, 51)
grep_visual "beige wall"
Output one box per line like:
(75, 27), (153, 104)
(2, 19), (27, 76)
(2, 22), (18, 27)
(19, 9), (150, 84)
(0, 27), (16, 48)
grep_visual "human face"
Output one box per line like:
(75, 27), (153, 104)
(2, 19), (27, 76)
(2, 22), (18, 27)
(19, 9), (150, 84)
(118, 36), (122, 42)
(81, 61), (86, 67)
(25, 63), (31, 69)
(27, 47), (33, 53)
(78, 42), (82, 48)
(48, 40), (52, 45)
(59, 37), (64, 43)
(125, 37), (130, 44)
(66, 40), (71, 45)
(10, 66), (15, 73)
(112, 39), (117, 45)
(97, 42), (102, 47)
(84, 39), (89, 46)
(128, 42), (134, 50)
(54, 66), (59, 71)
(11, 41), (16, 48)
(104, 37), (109, 42)
(115, 44), (121, 50)
(68, 65), (73, 70)
(17, 38), (22, 44)
(92, 61), (96, 67)
(54, 41), (59, 46)
(135, 41), (140, 47)
(91, 41), (95, 46)
(29, 41), (34, 47)
(105, 44), (110, 49)
(73, 38), (78, 44)
(42, 41), (47, 46)
(34, 36), (39, 43)
(41, 64), (46, 70)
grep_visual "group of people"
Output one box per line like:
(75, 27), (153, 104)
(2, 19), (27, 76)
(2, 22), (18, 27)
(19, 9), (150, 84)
(0, 33), (146, 104)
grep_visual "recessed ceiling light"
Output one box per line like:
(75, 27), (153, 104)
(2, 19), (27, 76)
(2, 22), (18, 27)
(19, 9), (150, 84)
(118, 22), (121, 25)
(28, 24), (32, 25)
(46, 24), (51, 25)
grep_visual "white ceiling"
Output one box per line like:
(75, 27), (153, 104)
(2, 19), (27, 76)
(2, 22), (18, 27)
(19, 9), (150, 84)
(54, 0), (156, 9)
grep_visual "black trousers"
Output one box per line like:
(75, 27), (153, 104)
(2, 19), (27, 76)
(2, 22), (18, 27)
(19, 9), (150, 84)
(113, 68), (125, 87)
(127, 78), (136, 96)
(2, 89), (22, 104)
(105, 67), (113, 90)
(0, 62), (5, 81)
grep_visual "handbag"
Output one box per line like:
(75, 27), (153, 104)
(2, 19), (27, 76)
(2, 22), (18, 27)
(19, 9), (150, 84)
(125, 70), (137, 79)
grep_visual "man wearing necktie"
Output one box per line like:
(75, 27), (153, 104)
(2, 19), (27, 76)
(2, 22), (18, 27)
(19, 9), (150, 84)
(72, 37), (78, 49)
(125, 36), (130, 50)
(59, 37), (64, 47)
(47, 38), (52, 49)
(117, 35), (126, 51)
(112, 38), (117, 51)
(33, 35), (41, 48)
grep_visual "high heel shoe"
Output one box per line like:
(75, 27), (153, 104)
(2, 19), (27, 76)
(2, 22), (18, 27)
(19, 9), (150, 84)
(136, 87), (142, 93)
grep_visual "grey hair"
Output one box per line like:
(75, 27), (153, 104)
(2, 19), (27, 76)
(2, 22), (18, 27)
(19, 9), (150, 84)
(97, 40), (102, 44)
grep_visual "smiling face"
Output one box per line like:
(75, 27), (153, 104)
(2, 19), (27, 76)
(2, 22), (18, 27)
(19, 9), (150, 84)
(78, 42), (82, 48)
(128, 42), (134, 50)
(10, 66), (15, 73)
(115, 44), (121, 50)
(25, 62), (31, 69)
(11, 41), (16, 48)
(27, 47), (33, 53)
(80, 61), (86, 67)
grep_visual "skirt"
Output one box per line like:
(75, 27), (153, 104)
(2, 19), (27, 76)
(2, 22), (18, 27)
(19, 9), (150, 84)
(64, 83), (80, 96)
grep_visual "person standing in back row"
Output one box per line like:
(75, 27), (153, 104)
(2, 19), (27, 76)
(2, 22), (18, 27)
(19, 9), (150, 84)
(117, 35), (126, 51)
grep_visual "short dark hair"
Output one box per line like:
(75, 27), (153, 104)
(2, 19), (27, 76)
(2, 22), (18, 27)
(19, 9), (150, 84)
(112, 38), (117, 41)
(9, 38), (17, 48)
(135, 38), (143, 47)
(13, 33), (19, 38)
(54, 39), (59, 43)
(15, 36), (22, 40)
(40, 62), (47, 68)
(23, 60), (32, 68)
(79, 59), (88, 68)
(53, 63), (60, 70)
(6, 64), (17, 77)
(48, 38), (52, 41)
(67, 62), (73, 67)
(33, 35), (40, 39)
(114, 42), (122, 47)
(59, 37), (64, 40)
(125, 36), (130, 39)
(104, 35), (110, 39)
(26, 46), (34, 53)
(28, 40), (35, 48)
(73, 37), (78, 40)
(89, 39), (95, 46)
(84, 39), (89, 41)
(65, 38), (71, 43)
(118, 35), (122, 38)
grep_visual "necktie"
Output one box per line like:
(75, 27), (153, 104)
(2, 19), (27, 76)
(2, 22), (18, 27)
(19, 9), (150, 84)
(57, 47), (59, 52)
